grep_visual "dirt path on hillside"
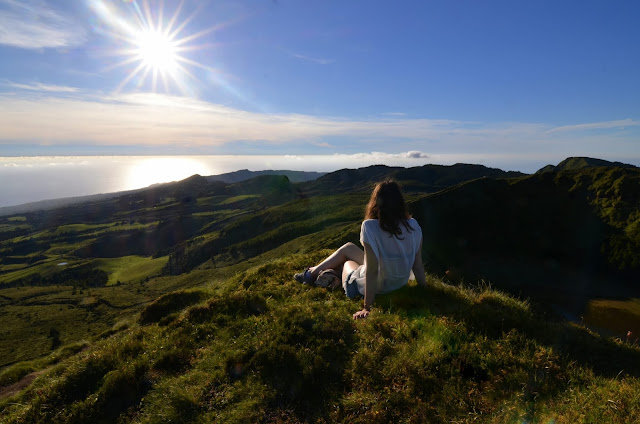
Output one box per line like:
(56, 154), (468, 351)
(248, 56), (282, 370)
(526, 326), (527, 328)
(0, 370), (46, 399)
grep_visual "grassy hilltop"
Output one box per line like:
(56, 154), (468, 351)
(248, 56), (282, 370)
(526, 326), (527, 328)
(1, 159), (640, 422)
(2, 255), (640, 423)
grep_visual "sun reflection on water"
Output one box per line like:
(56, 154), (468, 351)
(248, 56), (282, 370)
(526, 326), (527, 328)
(125, 157), (214, 190)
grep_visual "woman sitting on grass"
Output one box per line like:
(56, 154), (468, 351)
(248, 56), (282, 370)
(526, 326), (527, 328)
(294, 180), (427, 319)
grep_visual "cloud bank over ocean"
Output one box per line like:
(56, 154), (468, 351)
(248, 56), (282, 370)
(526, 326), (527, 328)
(1, 86), (638, 163)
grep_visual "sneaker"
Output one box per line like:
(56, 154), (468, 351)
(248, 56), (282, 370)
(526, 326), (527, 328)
(315, 269), (341, 288)
(294, 268), (314, 285)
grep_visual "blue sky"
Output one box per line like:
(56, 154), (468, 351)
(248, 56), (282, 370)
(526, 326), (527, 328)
(0, 0), (639, 170)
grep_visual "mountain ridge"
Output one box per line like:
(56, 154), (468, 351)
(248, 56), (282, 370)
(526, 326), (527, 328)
(536, 156), (636, 174)
(300, 163), (526, 195)
(206, 169), (325, 184)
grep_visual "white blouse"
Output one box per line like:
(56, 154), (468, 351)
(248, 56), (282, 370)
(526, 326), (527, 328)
(355, 218), (422, 295)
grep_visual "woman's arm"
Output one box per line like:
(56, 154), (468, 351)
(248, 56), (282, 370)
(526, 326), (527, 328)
(412, 237), (427, 288)
(353, 242), (379, 319)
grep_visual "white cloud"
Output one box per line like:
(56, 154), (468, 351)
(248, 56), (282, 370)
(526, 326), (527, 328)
(0, 90), (465, 146)
(0, 87), (638, 165)
(405, 151), (429, 159)
(6, 82), (79, 93)
(0, 0), (86, 49)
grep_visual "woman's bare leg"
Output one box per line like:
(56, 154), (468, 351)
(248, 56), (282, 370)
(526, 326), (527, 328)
(309, 242), (364, 278)
(342, 260), (360, 283)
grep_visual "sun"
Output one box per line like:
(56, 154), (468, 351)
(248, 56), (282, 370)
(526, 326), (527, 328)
(134, 29), (178, 72)
(90, 0), (217, 94)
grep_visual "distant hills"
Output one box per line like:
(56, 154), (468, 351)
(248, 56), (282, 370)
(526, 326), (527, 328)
(536, 156), (636, 174)
(300, 163), (525, 195)
(3, 157), (635, 217)
(206, 169), (325, 183)
(162, 163), (526, 274)
(0, 169), (323, 217)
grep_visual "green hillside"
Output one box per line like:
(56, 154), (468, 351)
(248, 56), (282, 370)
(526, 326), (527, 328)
(1, 254), (640, 423)
(1, 160), (640, 422)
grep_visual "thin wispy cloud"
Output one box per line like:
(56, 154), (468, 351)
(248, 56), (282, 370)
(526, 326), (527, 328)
(6, 82), (79, 93)
(546, 119), (640, 133)
(289, 52), (335, 65)
(0, 0), (86, 49)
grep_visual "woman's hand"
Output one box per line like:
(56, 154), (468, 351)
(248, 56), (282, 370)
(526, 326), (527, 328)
(353, 308), (370, 320)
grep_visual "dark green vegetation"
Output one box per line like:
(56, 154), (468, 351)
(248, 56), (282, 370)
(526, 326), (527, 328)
(536, 156), (637, 174)
(414, 167), (640, 315)
(1, 159), (640, 422)
(299, 163), (524, 195)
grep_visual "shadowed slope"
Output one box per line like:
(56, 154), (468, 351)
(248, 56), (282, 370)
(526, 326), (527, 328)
(410, 166), (640, 326)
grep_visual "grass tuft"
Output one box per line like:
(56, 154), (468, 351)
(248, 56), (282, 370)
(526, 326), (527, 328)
(139, 290), (207, 325)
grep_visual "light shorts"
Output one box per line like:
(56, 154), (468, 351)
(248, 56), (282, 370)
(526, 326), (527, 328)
(343, 265), (364, 299)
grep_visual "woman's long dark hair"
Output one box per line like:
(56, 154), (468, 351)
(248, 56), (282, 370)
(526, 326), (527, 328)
(364, 180), (413, 238)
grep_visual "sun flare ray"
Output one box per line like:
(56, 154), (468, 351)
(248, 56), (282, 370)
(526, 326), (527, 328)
(157, 0), (164, 32)
(168, 7), (201, 40)
(161, 71), (170, 93)
(102, 55), (141, 73)
(175, 55), (218, 73)
(165, 0), (186, 35)
(115, 62), (146, 92)
(173, 43), (220, 53)
(171, 25), (217, 47)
